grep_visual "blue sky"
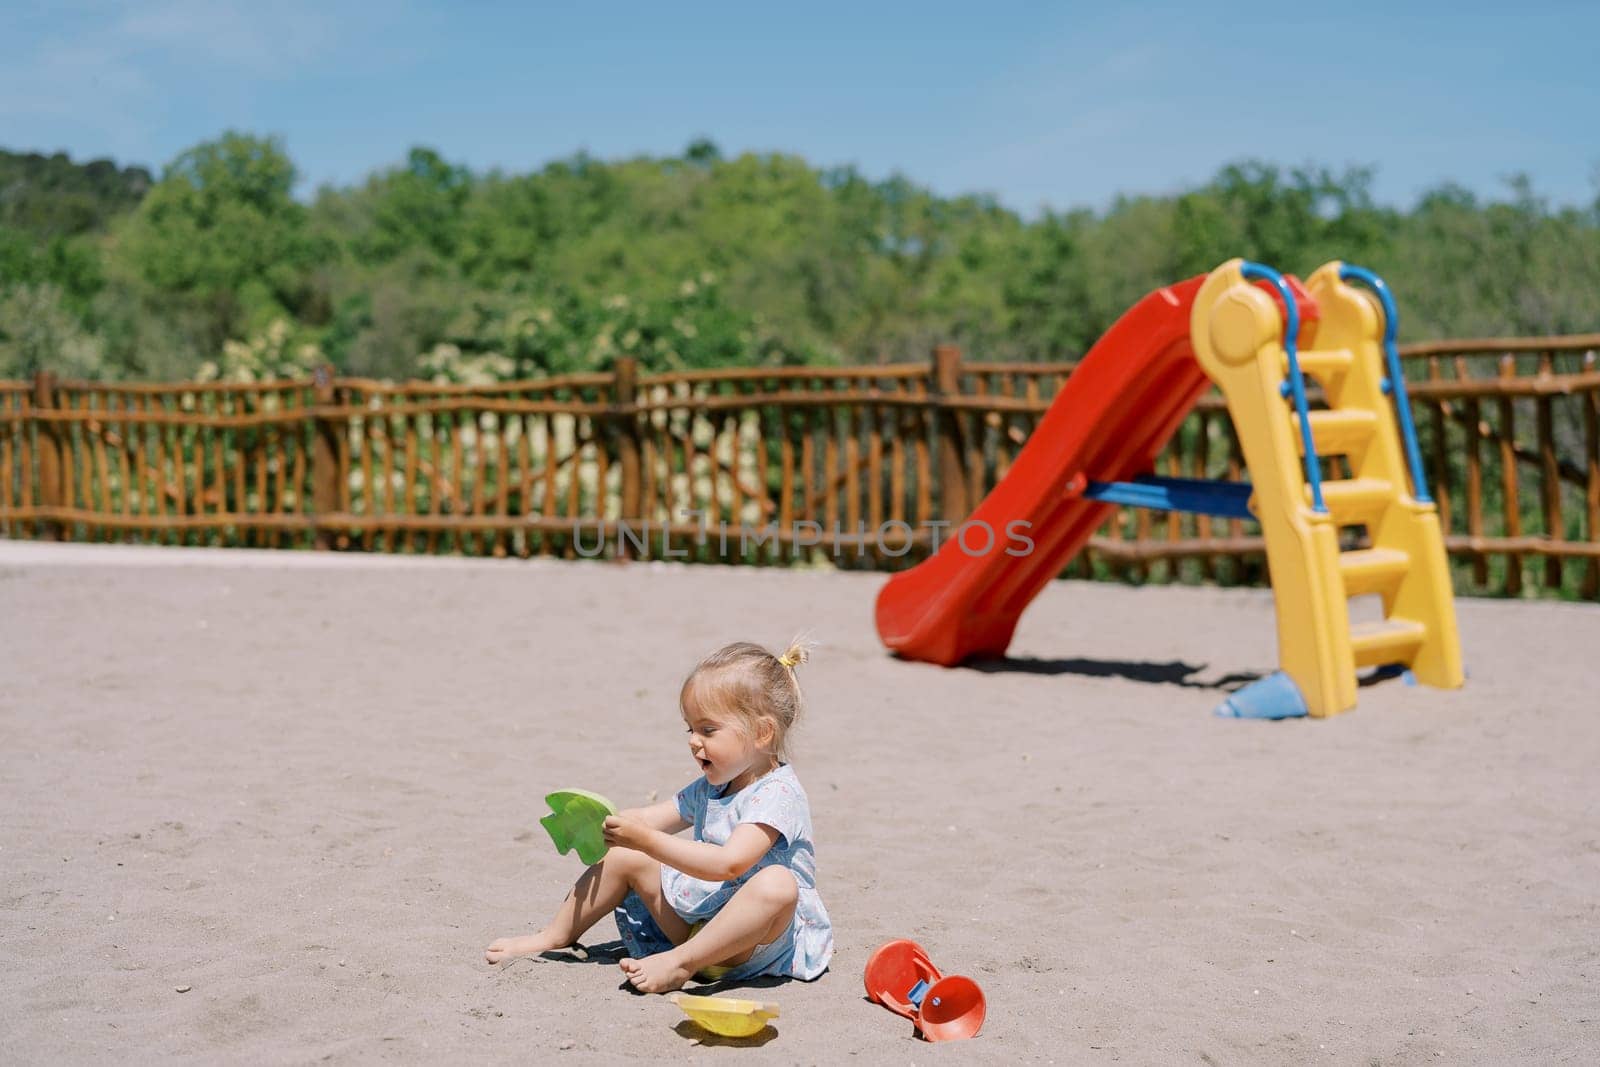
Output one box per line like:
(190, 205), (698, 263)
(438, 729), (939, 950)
(3, 1), (1596, 214)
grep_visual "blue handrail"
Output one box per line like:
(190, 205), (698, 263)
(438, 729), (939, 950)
(1337, 264), (1432, 504)
(1240, 261), (1326, 513)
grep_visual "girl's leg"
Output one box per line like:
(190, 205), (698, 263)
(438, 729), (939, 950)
(619, 865), (798, 993)
(485, 847), (691, 964)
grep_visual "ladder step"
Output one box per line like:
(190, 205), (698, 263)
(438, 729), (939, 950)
(1316, 477), (1392, 522)
(1339, 547), (1411, 596)
(1294, 409), (1379, 456)
(1349, 617), (1427, 668)
(1284, 347), (1354, 381)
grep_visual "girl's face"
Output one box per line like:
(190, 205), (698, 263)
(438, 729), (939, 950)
(682, 687), (772, 791)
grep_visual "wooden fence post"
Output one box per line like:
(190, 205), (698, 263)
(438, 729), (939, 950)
(311, 365), (340, 550)
(1497, 355), (1522, 596)
(1584, 351), (1599, 601)
(932, 344), (969, 523)
(613, 356), (642, 558)
(1535, 352), (1562, 590)
(32, 371), (65, 541)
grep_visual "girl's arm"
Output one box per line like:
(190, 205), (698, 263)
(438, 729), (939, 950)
(603, 816), (779, 882)
(616, 798), (690, 835)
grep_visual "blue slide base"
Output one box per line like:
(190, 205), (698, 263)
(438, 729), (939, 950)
(1213, 670), (1310, 720)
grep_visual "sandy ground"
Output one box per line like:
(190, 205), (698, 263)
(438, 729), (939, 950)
(2, 540), (1598, 1065)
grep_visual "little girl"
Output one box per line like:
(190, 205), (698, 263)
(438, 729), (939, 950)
(485, 640), (834, 992)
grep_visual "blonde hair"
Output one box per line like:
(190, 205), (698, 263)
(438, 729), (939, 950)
(680, 637), (812, 761)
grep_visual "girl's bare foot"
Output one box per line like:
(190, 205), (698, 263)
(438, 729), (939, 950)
(619, 952), (696, 993)
(484, 932), (564, 964)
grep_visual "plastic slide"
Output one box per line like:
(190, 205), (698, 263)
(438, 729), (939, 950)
(875, 259), (1462, 720)
(873, 276), (1216, 665)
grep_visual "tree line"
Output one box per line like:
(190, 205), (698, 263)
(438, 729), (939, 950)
(1, 133), (1596, 382)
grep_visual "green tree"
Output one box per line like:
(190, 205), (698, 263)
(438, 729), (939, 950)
(0, 284), (103, 378)
(115, 132), (327, 349)
(7, 136), (1600, 381)
(0, 149), (151, 238)
(339, 146), (472, 266)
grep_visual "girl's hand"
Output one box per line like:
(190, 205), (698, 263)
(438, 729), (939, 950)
(602, 813), (652, 851)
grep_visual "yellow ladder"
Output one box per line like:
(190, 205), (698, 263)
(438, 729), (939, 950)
(1191, 259), (1464, 717)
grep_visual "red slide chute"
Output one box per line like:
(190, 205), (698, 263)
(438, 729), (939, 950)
(874, 276), (1213, 665)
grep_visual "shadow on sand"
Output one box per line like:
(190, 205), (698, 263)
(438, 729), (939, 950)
(670, 1020), (780, 1047)
(497, 942), (793, 1046)
(963, 656), (1264, 692)
(962, 656), (1416, 697)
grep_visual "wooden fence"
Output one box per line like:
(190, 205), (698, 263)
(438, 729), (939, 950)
(2, 334), (1597, 599)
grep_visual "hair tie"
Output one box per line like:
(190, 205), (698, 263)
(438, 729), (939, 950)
(777, 652), (797, 668)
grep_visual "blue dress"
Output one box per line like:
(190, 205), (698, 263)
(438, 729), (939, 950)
(613, 764), (834, 981)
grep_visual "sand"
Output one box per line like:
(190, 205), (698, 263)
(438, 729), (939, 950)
(2, 540), (1597, 1064)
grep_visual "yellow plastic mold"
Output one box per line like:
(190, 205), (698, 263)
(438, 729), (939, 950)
(668, 993), (780, 1038)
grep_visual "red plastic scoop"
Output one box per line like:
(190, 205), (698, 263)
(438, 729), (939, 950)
(863, 939), (986, 1042)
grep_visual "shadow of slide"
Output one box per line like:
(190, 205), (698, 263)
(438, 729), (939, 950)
(964, 656), (1263, 692)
